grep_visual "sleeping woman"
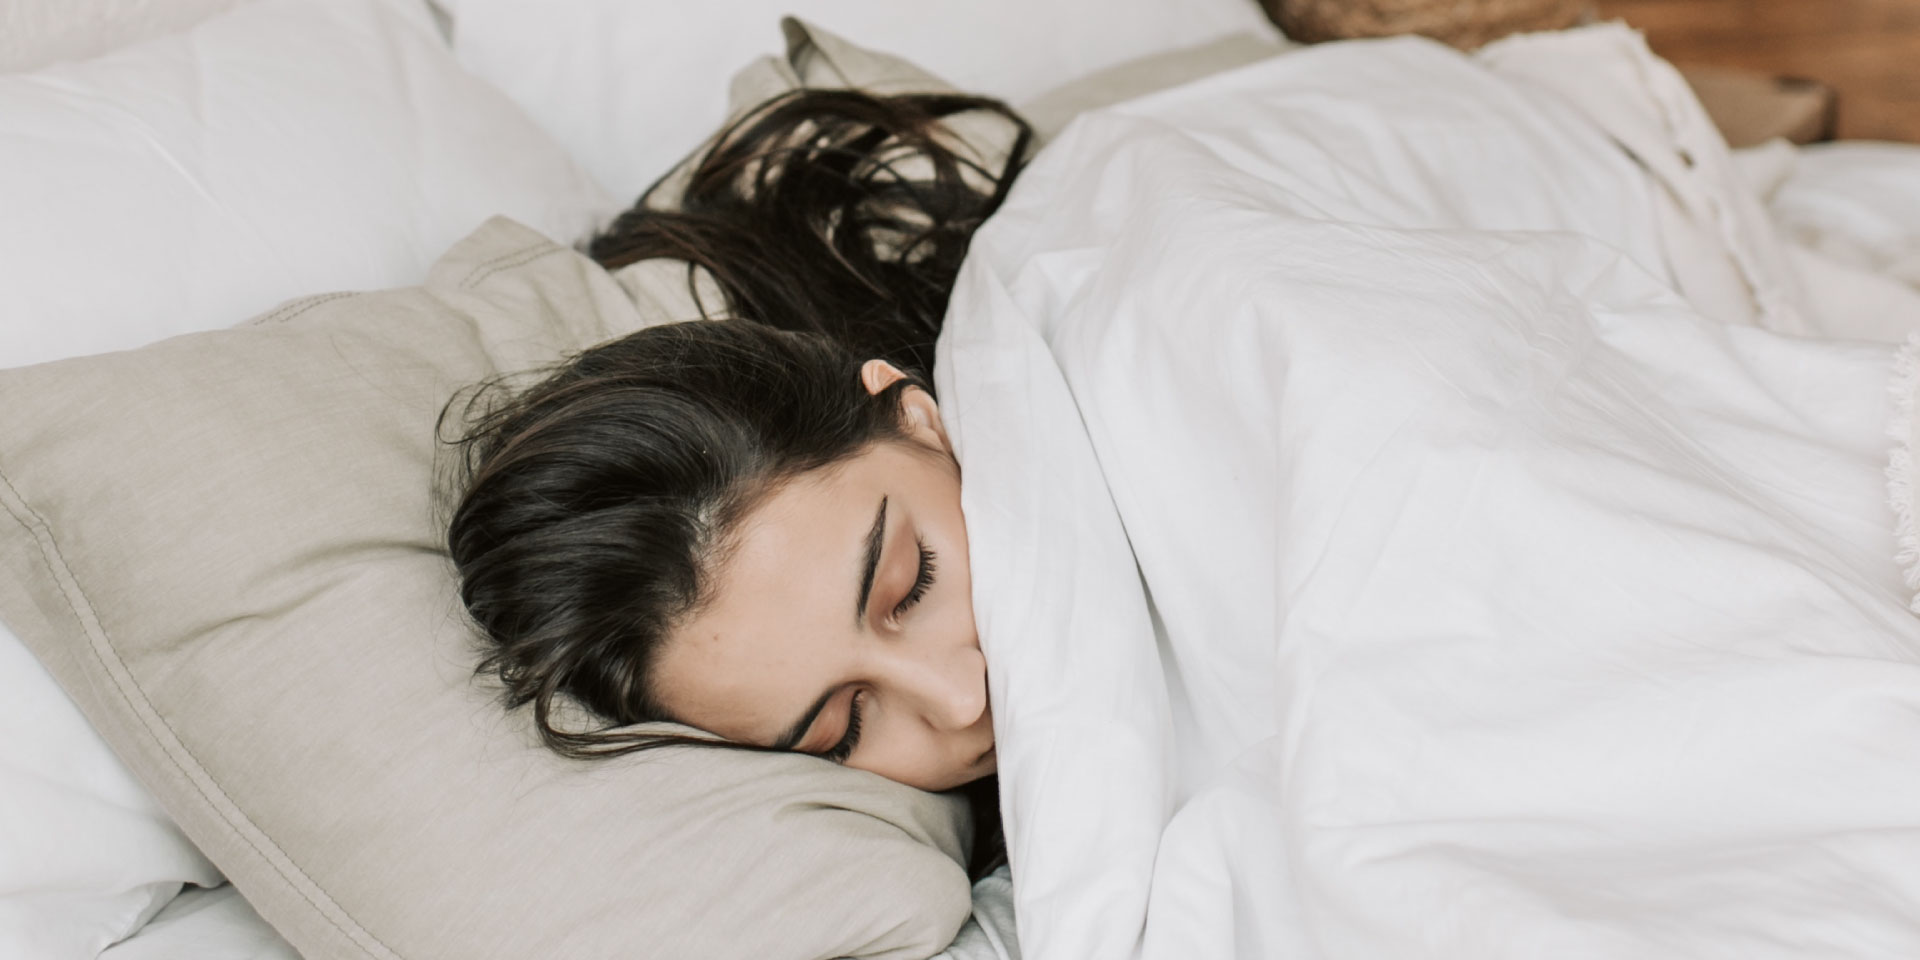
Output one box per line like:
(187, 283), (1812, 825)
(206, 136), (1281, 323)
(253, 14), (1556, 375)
(443, 91), (1025, 806)
(444, 41), (1920, 955)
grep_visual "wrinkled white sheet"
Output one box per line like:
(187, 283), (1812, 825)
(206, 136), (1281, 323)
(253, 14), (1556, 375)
(1737, 139), (1920, 343)
(1771, 142), (1920, 290)
(939, 32), (1920, 960)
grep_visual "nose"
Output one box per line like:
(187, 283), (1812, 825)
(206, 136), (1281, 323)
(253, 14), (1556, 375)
(884, 640), (988, 732)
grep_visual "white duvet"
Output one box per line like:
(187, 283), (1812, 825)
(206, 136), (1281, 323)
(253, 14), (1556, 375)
(937, 31), (1920, 960)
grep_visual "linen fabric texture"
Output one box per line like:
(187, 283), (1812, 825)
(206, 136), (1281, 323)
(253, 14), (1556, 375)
(0, 0), (613, 955)
(0, 218), (974, 960)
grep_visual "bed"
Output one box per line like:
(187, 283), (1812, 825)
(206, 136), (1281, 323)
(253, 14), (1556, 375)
(4, 2), (1920, 959)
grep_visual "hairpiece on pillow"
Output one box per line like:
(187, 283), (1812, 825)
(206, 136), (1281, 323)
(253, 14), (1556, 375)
(0, 217), (974, 960)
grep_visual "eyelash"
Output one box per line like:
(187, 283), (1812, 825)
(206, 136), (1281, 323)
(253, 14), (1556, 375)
(821, 540), (936, 764)
(892, 538), (938, 621)
(822, 691), (864, 764)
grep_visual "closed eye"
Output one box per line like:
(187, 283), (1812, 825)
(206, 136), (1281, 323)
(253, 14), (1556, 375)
(892, 538), (937, 620)
(820, 691), (864, 763)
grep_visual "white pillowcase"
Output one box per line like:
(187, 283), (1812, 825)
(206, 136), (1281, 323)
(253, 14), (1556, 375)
(0, 0), (612, 369)
(0, 0), (611, 955)
(94, 885), (300, 960)
(0, 629), (224, 960)
(0, 0), (247, 72)
(438, 0), (1282, 200)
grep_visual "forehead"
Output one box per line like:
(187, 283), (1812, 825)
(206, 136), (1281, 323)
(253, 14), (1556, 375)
(720, 469), (870, 622)
(699, 440), (945, 634)
(651, 450), (895, 727)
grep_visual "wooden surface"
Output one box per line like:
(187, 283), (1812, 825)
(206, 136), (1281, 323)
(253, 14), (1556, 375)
(1596, 0), (1920, 142)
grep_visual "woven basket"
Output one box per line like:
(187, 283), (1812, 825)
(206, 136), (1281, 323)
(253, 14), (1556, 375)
(1264, 0), (1590, 50)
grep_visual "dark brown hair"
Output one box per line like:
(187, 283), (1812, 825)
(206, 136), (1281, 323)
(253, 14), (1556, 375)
(446, 320), (926, 756)
(443, 88), (1027, 875)
(590, 88), (1032, 374)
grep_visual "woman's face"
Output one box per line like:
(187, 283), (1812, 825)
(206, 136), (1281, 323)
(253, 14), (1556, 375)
(648, 363), (993, 793)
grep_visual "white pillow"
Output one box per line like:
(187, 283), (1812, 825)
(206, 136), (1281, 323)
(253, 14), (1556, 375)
(0, 0), (611, 954)
(0, 629), (224, 960)
(0, 0), (613, 369)
(437, 0), (1283, 200)
(94, 885), (299, 960)
(0, 0), (247, 72)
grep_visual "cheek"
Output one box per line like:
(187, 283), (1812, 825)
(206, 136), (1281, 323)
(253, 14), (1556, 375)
(650, 615), (822, 742)
(850, 723), (961, 792)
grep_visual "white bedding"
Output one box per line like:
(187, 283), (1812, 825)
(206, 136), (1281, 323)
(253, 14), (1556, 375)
(1772, 142), (1920, 290)
(14, 3), (1920, 956)
(96, 886), (297, 960)
(939, 30), (1920, 960)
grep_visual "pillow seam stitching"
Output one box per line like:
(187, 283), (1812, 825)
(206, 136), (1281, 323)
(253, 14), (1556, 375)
(0, 466), (402, 960)
(459, 244), (565, 289)
(252, 291), (361, 326)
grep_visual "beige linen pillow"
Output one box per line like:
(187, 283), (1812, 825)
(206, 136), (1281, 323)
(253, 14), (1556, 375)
(759, 18), (1290, 148)
(0, 217), (972, 960)
(1018, 31), (1293, 142)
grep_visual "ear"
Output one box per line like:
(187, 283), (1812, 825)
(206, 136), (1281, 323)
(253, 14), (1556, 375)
(860, 359), (950, 452)
(860, 359), (907, 396)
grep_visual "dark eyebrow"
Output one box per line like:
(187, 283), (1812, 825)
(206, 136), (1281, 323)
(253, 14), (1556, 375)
(854, 495), (888, 625)
(772, 688), (836, 752)
(771, 498), (887, 753)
